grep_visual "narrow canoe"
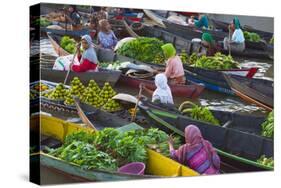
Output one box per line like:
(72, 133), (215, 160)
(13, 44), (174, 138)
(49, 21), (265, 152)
(30, 113), (198, 183)
(41, 27), (90, 37)
(211, 18), (273, 41)
(224, 74), (273, 111)
(128, 21), (272, 60)
(138, 100), (274, 172)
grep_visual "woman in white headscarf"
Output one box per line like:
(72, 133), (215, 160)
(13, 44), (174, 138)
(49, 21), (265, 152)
(141, 73), (174, 104)
(69, 35), (99, 72)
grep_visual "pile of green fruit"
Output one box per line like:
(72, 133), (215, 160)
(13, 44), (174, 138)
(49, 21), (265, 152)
(193, 52), (239, 70)
(179, 50), (189, 64)
(257, 155), (274, 168)
(82, 88), (104, 108)
(64, 91), (75, 106)
(179, 101), (220, 126)
(117, 37), (164, 63)
(69, 77), (86, 97)
(152, 53), (166, 64)
(34, 17), (52, 27)
(261, 111), (274, 138)
(60, 36), (77, 54)
(99, 82), (117, 105)
(43, 83), (68, 100)
(102, 99), (122, 112)
(243, 31), (261, 42)
(189, 53), (198, 65)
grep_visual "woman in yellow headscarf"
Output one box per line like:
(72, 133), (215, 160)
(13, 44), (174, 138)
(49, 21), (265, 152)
(161, 43), (186, 85)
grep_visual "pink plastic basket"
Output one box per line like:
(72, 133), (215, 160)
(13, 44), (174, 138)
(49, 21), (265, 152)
(118, 162), (146, 175)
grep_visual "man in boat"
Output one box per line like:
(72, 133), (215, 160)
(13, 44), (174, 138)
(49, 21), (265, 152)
(161, 43), (186, 85)
(199, 32), (220, 56)
(69, 35), (99, 72)
(223, 17), (245, 52)
(97, 19), (118, 50)
(168, 125), (220, 175)
(63, 5), (82, 30)
(140, 73), (174, 105)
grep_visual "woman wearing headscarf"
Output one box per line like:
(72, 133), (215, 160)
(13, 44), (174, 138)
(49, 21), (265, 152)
(97, 19), (118, 50)
(140, 73), (174, 105)
(223, 17), (245, 52)
(194, 15), (209, 29)
(199, 32), (220, 56)
(70, 35), (99, 72)
(168, 125), (220, 175)
(161, 43), (186, 85)
(64, 5), (82, 30)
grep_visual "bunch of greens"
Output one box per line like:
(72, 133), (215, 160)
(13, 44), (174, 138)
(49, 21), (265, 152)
(257, 155), (274, 167)
(34, 17), (51, 27)
(48, 140), (117, 171)
(243, 31), (261, 42)
(60, 36), (77, 54)
(117, 37), (164, 63)
(261, 111), (274, 138)
(189, 53), (198, 65)
(179, 101), (220, 126)
(193, 52), (239, 70)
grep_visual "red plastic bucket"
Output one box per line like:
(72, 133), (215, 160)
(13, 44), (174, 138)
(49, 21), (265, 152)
(118, 162), (146, 175)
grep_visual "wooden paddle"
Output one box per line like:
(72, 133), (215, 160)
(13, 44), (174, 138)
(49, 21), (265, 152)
(63, 43), (80, 85)
(131, 85), (143, 122)
(73, 97), (98, 130)
(228, 26), (232, 56)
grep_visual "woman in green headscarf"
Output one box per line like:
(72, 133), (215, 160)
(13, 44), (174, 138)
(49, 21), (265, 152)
(161, 43), (185, 84)
(223, 17), (245, 52)
(200, 32), (219, 56)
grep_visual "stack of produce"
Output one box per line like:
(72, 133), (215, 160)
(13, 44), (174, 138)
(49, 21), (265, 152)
(43, 83), (68, 100)
(99, 82), (117, 105)
(243, 31), (261, 42)
(82, 88), (104, 108)
(69, 77), (86, 97)
(257, 155), (274, 167)
(117, 37), (165, 63)
(60, 36), (77, 54)
(102, 99), (122, 112)
(193, 52), (239, 70)
(34, 17), (52, 27)
(179, 50), (189, 64)
(48, 127), (182, 169)
(189, 53), (198, 65)
(152, 53), (165, 64)
(261, 111), (274, 138)
(64, 90), (75, 106)
(179, 101), (220, 126)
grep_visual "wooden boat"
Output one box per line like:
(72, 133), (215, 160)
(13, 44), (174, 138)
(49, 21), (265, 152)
(41, 27), (90, 37)
(184, 66), (258, 95)
(118, 74), (204, 98)
(127, 20), (272, 60)
(138, 100), (274, 172)
(41, 68), (121, 86)
(30, 113), (198, 182)
(143, 9), (165, 27)
(211, 18), (273, 41)
(224, 74), (273, 111)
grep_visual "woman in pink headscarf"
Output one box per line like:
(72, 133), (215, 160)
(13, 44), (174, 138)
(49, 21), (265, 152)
(168, 125), (220, 175)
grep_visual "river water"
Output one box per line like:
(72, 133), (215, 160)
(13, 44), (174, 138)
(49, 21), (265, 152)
(36, 37), (273, 115)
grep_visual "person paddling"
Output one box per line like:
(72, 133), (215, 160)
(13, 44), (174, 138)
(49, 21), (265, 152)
(69, 35), (99, 72)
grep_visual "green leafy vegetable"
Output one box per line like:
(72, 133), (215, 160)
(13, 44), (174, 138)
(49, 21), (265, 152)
(261, 111), (273, 138)
(257, 155), (274, 167)
(243, 31), (261, 42)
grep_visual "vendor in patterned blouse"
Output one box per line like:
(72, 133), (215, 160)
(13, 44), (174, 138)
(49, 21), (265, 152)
(168, 125), (221, 175)
(70, 35), (99, 72)
(97, 19), (118, 50)
(161, 43), (186, 85)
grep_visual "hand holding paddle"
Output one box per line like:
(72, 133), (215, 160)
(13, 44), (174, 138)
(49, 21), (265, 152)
(131, 84), (143, 122)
